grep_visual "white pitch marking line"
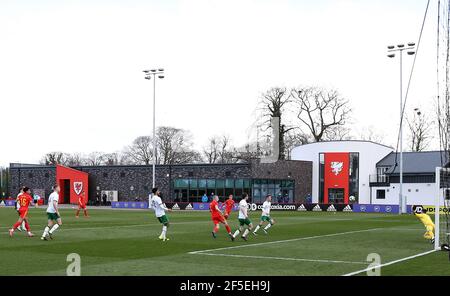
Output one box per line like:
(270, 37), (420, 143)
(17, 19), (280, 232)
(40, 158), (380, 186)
(342, 249), (438, 276)
(188, 228), (382, 254)
(194, 252), (368, 265)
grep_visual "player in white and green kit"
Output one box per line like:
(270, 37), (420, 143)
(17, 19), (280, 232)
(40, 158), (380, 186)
(232, 193), (253, 241)
(41, 185), (62, 241)
(253, 195), (275, 235)
(149, 187), (172, 242)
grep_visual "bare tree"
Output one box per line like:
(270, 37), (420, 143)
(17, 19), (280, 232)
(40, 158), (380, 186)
(84, 152), (105, 166)
(102, 153), (121, 166)
(291, 87), (351, 142)
(257, 87), (295, 160)
(284, 131), (310, 160)
(407, 109), (432, 152)
(203, 135), (237, 164)
(357, 126), (386, 144)
(126, 136), (155, 165)
(157, 126), (197, 164)
(323, 126), (352, 141)
(65, 153), (85, 166)
(233, 143), (260, 163)
(40, 152), (67, 165)
(203, 136), (221, 164)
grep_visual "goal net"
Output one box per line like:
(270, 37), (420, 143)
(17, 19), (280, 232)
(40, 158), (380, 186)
(436, 167), (450, 251)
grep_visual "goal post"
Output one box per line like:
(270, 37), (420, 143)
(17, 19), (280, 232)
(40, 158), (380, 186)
(435, 167), (450, 251)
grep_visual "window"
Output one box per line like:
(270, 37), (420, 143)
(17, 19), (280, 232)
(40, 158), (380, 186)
(174, 179), (189, 188)
(189, 179), (198, 189)
(198, 179), (207, 188)
(216, 179), (225, 188)
(319, 153), (325, 203)
(349, 153), (360, 203)
(376, 190), (386, 200)
(171, 178), (293, 203)
(207, 179), (216, 188)
(225, 179), (234, 188)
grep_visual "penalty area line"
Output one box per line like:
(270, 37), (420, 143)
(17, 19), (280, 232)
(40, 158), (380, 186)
(193, 252), (368, 265)
(342, 249), (438, 276)
(188, 228), (382, 255)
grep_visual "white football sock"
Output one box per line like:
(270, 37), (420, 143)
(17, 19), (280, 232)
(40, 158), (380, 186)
(233, 230), (240, 238)
(264, 224), (272, 231)
(21, 221), (26, 230)
(162, 226), (167, 239)
(49, 224), (59, 234)
(254, 225), (260, 233)
(243, 229), (249, 237)
(42, 226), (50, 238)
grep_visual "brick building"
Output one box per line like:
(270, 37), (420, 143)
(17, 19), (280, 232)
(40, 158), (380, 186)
(8, 160), (312, 204)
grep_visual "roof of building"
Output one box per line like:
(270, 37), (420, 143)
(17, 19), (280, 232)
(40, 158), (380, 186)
(377, 151), (449, 174)
(292, 140), (394, 150)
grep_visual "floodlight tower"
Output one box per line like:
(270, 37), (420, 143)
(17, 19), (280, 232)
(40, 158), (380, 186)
(143, 68), (165, 189)
(387, 43), (416, 214)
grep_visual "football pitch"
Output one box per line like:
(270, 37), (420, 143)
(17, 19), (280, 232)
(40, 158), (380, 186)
(1, 207), (449, 276)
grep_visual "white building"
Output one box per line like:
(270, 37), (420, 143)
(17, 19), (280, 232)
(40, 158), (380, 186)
(291, 141), (446, 206)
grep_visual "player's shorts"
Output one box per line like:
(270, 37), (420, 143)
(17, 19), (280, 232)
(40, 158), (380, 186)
(260, 215), (272, 223)
(224, 210), (231, 218)
(239, 218), (252, 226)
(157, 215), (169, 225)
(47, 212), (60, 221)
(78, 204), (86, 209)
(212, 216), (225, 224)
(18, 208), (29, 219)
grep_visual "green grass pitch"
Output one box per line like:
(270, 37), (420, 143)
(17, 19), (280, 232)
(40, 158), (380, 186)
(1, 207), (449, 276)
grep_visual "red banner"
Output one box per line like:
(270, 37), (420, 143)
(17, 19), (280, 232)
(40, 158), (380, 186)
(324, 153), (349, 204)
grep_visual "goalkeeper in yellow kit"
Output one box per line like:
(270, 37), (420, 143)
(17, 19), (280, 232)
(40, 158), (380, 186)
(412, 205), (435, 244)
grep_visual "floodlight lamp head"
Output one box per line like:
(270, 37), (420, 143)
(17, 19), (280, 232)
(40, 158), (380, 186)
(397, 44), (405, 48)
(388, 45), (395, 50)
(158, 75), (165, 79)
(387, 54), (395, 58)
(407, 51), (415, 56)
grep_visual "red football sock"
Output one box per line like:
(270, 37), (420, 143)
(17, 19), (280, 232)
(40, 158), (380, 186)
(225, 225), (231, 233)
(12, 221), (21, 230)
(213, 225), (219, 233)
(24, 221), (30, 231)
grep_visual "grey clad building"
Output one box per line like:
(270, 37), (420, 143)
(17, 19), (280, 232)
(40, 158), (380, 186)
(8, 160), (312, 204)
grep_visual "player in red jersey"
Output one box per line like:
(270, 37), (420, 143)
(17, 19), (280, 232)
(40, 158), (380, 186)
(223, 194), (235, 219)
(75, 191), (89, 218)
(9, 187), (34, 237)
(210, 195), (234, 241)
